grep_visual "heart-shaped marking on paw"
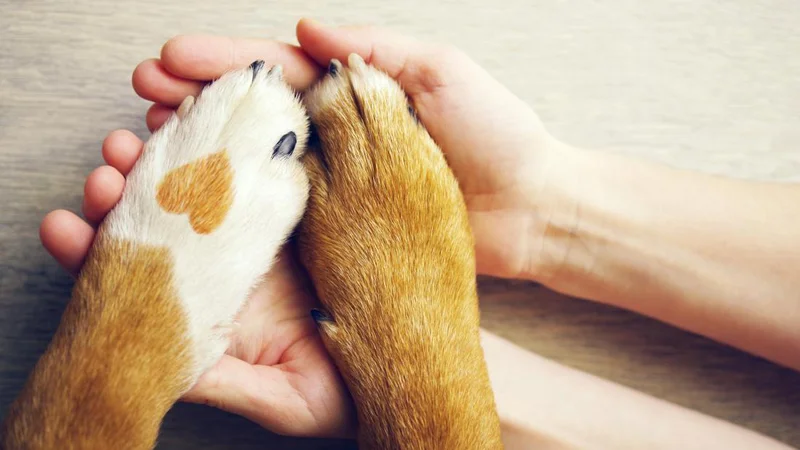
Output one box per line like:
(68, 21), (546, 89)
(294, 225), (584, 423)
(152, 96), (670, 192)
(156, 150), (234, 234)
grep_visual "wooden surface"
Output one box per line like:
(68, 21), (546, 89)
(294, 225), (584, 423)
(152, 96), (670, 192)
(2, 1), (799, 448)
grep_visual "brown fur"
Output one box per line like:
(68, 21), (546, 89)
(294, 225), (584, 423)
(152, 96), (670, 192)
(298, 59), (503, 449)
(156, 149), (234, 234)
(1, 237), (192, 449)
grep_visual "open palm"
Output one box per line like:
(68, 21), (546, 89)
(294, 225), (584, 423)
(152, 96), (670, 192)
(184, 251), (354, 437)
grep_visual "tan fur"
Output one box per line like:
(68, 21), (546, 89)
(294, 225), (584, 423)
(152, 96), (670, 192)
(1, 237), (192, 449)
(299, 56), (503, 449)
(156, 149), (234, 235)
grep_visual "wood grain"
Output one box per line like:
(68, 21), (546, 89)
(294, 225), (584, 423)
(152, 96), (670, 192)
(1, 0), (798, 448)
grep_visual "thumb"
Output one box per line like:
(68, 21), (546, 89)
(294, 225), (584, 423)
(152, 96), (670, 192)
(296, 18), (469, 97)
(181, 355), (312, 435)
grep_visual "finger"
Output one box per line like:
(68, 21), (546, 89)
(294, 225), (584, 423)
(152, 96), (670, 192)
(296, 18), (413, 76)
(160, 35), (322, 90)
(82, 166), (125, 225)
(296, 18), (461, 96)
(132, 58), (205, 107)
(146, 103), (174, 132)
(40, 210), (95, 276)
(101, 129), (144, 175)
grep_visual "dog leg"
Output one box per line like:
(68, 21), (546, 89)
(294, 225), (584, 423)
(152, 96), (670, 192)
(2, 61), (309, 449)
(299, 55), (503, 449)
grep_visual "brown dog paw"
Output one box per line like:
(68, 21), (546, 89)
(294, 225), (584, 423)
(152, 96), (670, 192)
(299, 54), (502, 449)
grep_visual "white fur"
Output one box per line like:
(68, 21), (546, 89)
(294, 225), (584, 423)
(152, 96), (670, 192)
(101, 64), (309, 379)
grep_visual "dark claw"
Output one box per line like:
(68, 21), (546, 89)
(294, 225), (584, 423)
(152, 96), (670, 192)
(407, 104), (419, 123)
(267, 65), (283, 80)
(272, 131), (297, 158)
(310, 309), (332, 323)
(328, 59), (342, 76)
(307, 123), (321, 150)
(249, 60), (265, 79)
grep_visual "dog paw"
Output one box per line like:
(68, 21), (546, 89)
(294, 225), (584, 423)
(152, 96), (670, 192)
(96, 61), (309, 376)
(297, 55), (502, 448)
(299, 53), (476, 364)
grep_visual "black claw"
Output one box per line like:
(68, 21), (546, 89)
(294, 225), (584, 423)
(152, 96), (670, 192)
(310, 309), (332, 323)
(407, 104), (419, 123)
(307, 123), (332, 178)
(272, 131), (297, 158)
(307, 122), (320, 149)
(249, 60), (265, 79)
(328, 59), (341, 76)
(267, 65), (283, 80)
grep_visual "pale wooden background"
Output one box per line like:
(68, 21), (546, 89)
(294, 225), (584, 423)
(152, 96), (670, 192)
(1, 0), (799, 448)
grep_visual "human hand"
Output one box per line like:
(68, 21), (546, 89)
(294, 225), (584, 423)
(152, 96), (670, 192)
(293, 20), (565, 281)
(39, 131), (355, 438)
(133, 19), (569, 282)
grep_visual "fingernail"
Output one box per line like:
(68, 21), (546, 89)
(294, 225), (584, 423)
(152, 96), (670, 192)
(301, 17), (325, 29)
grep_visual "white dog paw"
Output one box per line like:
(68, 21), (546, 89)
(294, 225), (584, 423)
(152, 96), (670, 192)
(100, 60), (309, 377)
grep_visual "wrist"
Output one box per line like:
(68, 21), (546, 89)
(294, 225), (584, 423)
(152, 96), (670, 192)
(521, 141), (800, 371)
(519, 141), (602, 292)
(520, 142), (660, 304)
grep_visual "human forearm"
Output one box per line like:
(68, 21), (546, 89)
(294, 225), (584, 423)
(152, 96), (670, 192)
(528, 143), (800, 371)
(482, 330), (792, 450)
